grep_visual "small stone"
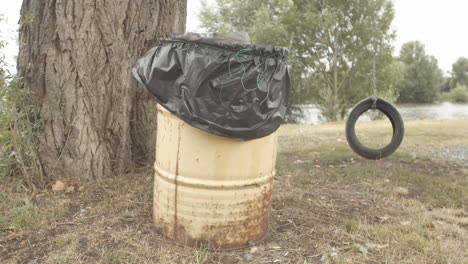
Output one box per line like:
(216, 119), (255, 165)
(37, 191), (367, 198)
(243, 253), (254, 261)
(249, 246), (258, 254)
(123, 213), (136, 218)
(357, 245), (368, 254)
(51, 180), (65, 192)
(78, 237), (88, 244)
(360, 202), (368, 206)
(384, 179), (390, 183)
(320, 254), (328, 262)
(330, 252), (338, 257)
(395, 187), (409, 195)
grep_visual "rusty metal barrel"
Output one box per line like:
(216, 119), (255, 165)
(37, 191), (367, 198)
(153, 105), (278, 249)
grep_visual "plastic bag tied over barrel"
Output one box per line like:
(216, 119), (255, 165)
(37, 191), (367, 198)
(132, 32), (291, 140)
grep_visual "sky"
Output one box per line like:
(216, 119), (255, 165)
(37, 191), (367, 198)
(2, 0), (468, 75)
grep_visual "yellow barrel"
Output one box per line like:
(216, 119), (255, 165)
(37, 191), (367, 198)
(153, 105), (278, 249)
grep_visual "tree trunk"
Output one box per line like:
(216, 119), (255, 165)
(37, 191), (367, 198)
(17, 0), (186, 179)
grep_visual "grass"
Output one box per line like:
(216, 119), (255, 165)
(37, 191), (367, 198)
(0, 119), (467, 263)
(279, 120), (468, 208)
(343, 219), (359, 232)
(0, 192), (38, 229)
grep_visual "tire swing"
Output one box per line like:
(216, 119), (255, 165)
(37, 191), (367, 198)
(345, 13), (404, 160)
(346, 97), (404, 159)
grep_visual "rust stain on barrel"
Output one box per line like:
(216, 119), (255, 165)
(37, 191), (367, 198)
(153, 105), (277, 249)
(173, 123), (183, 240)
(168, 185), (273, 249)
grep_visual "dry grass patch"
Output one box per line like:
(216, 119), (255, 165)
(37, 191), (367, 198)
(1, 120), (467, 263)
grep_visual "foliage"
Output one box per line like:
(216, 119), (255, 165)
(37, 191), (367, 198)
(438, 76), (452, 93)
(0, 76), (44, 188)
(199, 0), (400, 121)
(397, 41), (443, 103)
(0, 16), (44, 189)
(440, 85), (468, 103)
(450, 57), (468, 88)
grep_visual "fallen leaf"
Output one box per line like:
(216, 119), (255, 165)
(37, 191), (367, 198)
(377, 216), (390, 223)
(65, 185), (75, 193)
(425, 222), (435, 228)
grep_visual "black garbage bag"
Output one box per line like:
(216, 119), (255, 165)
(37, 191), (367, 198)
(132, 36), (291, 140)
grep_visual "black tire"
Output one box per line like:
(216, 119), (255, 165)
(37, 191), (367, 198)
(345, 97), (404, 160)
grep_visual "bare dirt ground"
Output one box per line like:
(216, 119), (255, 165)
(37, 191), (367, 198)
(1, 120), (467, 264)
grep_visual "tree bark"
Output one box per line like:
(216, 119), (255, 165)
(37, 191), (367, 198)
(17, 0), (186, 179)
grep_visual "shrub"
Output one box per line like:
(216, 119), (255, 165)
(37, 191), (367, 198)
(441, 85), (468, 103)
(0, 76), (44, 188)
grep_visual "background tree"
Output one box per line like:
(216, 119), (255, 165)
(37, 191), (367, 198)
(17, 0), (187, 180)
(450, 57), (468, 88)
(200, 0), (400, 121)
(397, 41), (442, 103)
(0, 14), (6, 82)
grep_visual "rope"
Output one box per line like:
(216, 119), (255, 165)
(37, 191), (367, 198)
(370, 0), (378, 109)
(371, 51), (377, 109)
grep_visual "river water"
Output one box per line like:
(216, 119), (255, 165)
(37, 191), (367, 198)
(296, 102), (468, 125)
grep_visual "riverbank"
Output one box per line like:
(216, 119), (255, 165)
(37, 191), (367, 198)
(1, 120), (467, 263)
(297, 102), (468, 125)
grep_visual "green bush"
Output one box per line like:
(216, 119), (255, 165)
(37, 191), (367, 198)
(0, 76), (44, 187)
(1, 16), (44, 188)
(441, 85), (468, 103)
